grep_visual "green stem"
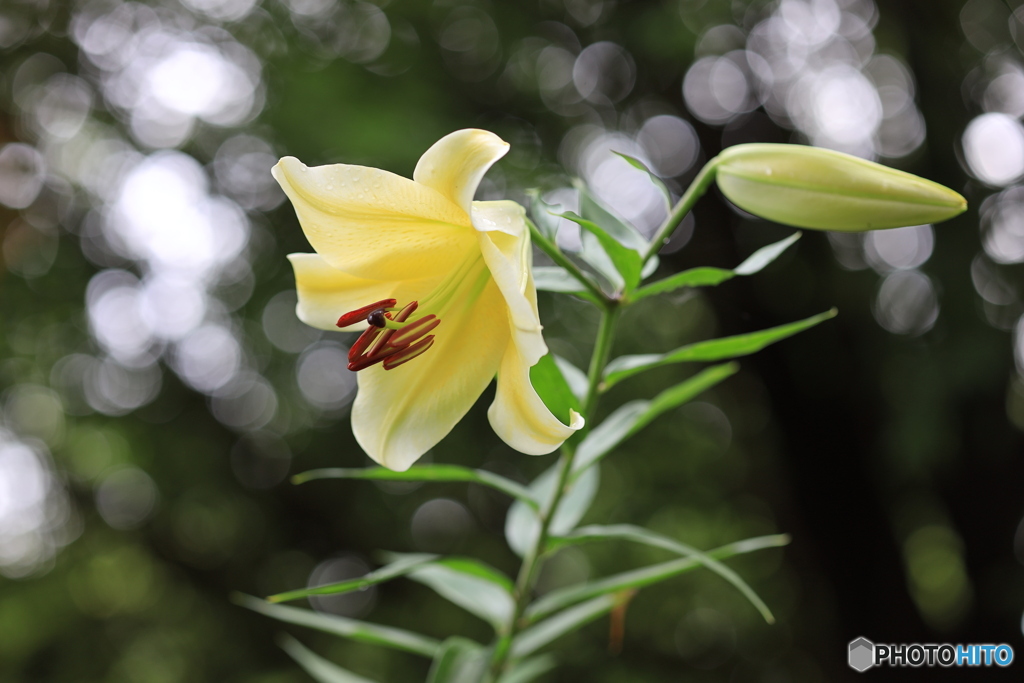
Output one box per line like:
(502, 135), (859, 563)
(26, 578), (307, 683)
(581, 304), (618, 416)
(527, 218), (608, 304)
(487, 303), (619, 680)
(487, 163), (708, 678)
(642, 158), (719, 264)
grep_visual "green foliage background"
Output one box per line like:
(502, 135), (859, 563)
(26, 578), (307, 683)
(0, 0), (1021, 681)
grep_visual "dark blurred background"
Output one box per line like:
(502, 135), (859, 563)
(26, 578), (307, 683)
(1, 0), (1022, 680)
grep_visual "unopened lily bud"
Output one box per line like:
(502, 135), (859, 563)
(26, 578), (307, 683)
(713, 143), (967, 231)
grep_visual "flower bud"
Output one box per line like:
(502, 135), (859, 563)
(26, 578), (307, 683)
(714, 143), (967, 231)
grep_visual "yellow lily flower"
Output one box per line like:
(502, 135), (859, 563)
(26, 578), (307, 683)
(273, 129), (584, 471)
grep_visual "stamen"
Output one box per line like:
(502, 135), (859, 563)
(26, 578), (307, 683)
(388, 314), (440, 348)
(397, 301), (419, 318)
(348, 325), (382, 362)
(348, 350), (399, 370)
(367, 301), (418, 357)
(342, 298), (438, 372)
(348, 346), (402, 371)
(337, 299), (396, 328)
(383, 336), (435, 370)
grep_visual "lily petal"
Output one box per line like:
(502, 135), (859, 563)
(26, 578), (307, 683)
(274, 157), (475, 281)
(351, 268), (509, 471)
(488, 343), (585, 455)
(413, 129), (510, 217)
(474, 200), (548, 366)
(288, 253), (435, 331)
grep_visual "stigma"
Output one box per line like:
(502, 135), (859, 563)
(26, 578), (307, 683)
(338, 299), (440, 371)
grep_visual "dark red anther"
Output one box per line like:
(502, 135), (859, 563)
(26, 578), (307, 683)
(366, 301), (418, 357)
(394, 300), (418, 320)
(388, 314), (440, 348)
(347, 345), (402, 371)
(344, 299), (438, 372)
(383, 335), (435, 370)
(336, 299), (396, 328)
(348, 325), (382, 362)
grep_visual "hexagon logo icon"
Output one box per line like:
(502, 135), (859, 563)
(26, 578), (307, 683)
(849, 637), (875, 672)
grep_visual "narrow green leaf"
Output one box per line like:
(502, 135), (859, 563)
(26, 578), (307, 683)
(573, 402), (646, 473)
(578, 229), (625, 290)
(505, 464), (600, 557)
(426, 557), (515, 592)
(641, 254), (660, 279)
(278, 634), (378, 683)
(644, 363), (739, 423)
(529, 353), (582, 427)
(632, 267), (735, 300)
(611, 152), (672, 211)
(512, 594), (619, 658)
(525, 534), (790, 623)
(266, 554), (437, 604)
(733, 232), (801, 275)
(554, 356), (587, 404)
(388, 555), (516, 630)
(575, 182), (650, 252)
(499, 655), (557, 683)
(233, 594), (440, 657)
(426, 637), (489, 683)
(560, 211), (643, 290)
(574, 363), (739, 474)
(293, 466), (538, 510)
(532, 266), (587, 294)
(527, 217), (608, 304)
(552, 524), (775, 623)
(526, 188), (560, 240)
(602, 309), (837, 390)
(632, 232), (801, 300)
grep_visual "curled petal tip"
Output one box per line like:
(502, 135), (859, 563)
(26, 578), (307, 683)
(414, 129), (511, 214)
(272, 156), (303, 181)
